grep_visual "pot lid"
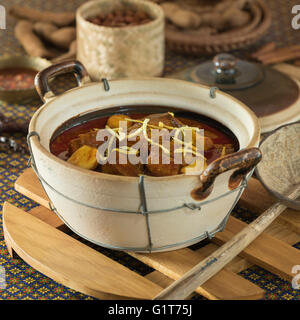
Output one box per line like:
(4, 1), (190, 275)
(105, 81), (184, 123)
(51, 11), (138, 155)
(170, 54), (300, 133)
(191, 53), (264, 91)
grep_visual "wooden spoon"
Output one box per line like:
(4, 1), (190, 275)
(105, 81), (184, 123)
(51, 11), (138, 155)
(154, 184), (300, 300)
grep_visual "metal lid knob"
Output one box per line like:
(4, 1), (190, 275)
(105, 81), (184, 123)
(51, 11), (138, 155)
(213, 54), (237, 74)
(213, 54), (237, 84)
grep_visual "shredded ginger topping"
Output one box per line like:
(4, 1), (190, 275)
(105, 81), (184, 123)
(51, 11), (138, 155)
(100, 116), (207, 160)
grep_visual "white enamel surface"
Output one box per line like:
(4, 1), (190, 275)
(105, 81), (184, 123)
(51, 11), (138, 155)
(29, 78), (260, 252)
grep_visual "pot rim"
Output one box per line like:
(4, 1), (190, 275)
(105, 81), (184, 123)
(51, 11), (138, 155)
(29, 77), (261, 182)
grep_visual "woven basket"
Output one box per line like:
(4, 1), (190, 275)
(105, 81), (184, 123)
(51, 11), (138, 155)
(165, 0), (272, 56)
(76, 0), (165, 80)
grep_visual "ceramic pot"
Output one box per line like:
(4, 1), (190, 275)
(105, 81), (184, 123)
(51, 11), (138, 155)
(29, 60), (261, 252)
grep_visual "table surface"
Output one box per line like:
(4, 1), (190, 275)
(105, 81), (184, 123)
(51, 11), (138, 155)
(0, 0), (300, 300)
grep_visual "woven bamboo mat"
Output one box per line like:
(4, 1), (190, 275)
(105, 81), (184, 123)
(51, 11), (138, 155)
(0, 0), (299, 300)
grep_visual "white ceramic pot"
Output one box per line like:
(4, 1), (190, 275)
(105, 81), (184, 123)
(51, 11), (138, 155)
(30, 61), (261, 252)
(76, 0), (165, 80)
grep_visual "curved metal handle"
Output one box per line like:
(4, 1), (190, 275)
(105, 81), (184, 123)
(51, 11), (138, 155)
(191, 148), (262, 200)
(35, 60), (91, 102)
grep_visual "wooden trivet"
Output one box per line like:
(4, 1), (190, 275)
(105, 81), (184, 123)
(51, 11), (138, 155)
(2, 168), (300, 299)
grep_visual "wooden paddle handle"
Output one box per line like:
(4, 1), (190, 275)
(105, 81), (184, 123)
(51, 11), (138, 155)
(154, 183), (300, 300)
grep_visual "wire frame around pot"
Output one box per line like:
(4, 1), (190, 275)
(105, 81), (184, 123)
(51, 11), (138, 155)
(27, 130), (249, 253)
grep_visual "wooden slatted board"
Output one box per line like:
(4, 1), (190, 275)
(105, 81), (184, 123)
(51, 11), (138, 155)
(1, 167), (300, 300)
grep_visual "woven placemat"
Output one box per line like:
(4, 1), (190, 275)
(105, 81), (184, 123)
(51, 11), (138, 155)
(0, 0), (299, 300)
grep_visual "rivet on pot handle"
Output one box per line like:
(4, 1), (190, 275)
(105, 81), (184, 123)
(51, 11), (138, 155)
(191, 148), (262, 201)
(35, 60), (91, 103)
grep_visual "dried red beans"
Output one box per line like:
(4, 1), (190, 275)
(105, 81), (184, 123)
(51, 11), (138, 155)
(88, 9), (153, 27)
(0, 67), (37, 90)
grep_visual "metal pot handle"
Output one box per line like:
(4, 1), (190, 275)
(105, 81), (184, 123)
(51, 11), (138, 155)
(191, 148), (262, 200)
(35, 60), (91, 102)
